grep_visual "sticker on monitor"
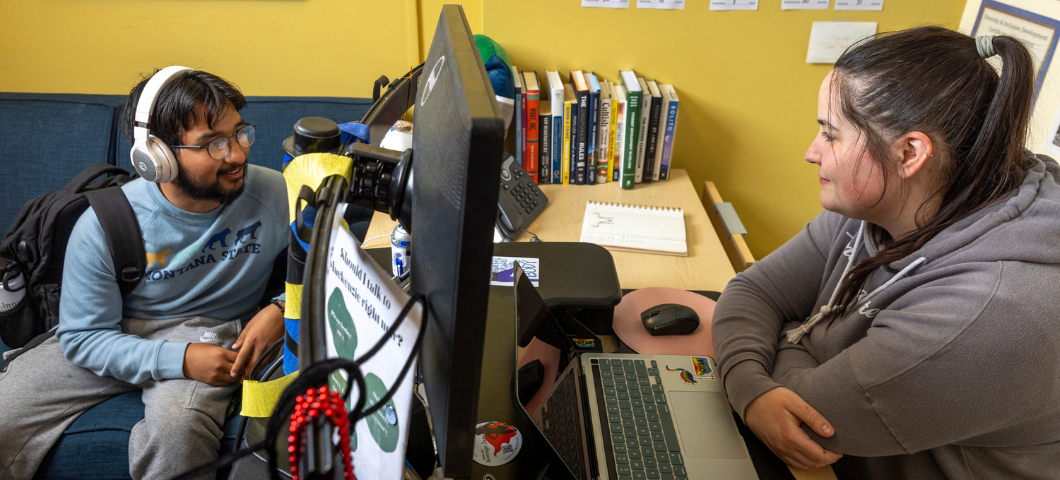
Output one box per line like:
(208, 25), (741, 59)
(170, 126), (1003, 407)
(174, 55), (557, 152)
(490, 256), (540, 286)
(472, 421), (523, 466)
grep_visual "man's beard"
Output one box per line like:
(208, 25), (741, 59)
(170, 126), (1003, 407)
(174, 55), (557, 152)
(174, 162), (246, 206)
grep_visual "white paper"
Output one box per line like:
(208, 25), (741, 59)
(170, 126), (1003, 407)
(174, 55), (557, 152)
(1045, 104), (1060, 158)
(806, 21), (877, 64)
(637, 0), (685, 10)
(583, 0), (630, 8)
(974, 6), (1056, 78)
(324, 207), (423, 480)
(834, 0), (882, 10)
(782, 0), (829, 10)
(710, 0), (758, 10)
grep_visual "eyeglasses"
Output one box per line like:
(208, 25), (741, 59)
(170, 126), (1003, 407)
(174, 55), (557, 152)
(170, 124), (256, 161)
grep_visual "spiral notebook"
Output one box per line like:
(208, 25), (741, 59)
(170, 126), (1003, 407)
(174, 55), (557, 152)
(579, 201), (688, 256)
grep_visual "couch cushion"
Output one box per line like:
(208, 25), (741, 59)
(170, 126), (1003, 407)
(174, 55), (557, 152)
(113, 96), (374, 173)
(0, 94), (125, 232)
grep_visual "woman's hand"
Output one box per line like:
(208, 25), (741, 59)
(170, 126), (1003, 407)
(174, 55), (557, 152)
(230, 303), (285, 380)
(745, 387), (843, 470)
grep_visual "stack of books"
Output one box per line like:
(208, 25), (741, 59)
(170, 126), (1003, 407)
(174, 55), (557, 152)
(510, 68), (679, 189)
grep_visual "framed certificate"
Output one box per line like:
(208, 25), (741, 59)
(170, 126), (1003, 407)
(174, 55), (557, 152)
(971, 0), (1060, 108)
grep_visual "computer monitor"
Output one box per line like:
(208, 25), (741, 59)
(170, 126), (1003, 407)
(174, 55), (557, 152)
(410, 5), (505, 477)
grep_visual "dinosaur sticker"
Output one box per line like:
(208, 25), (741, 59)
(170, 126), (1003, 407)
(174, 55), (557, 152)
(666, 365), (698, 385)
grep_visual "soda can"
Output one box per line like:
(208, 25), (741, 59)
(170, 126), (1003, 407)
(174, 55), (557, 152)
(0, 258), (26, 313)
(391, 224), (411, 277)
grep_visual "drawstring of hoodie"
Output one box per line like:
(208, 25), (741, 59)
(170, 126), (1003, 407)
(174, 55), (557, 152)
(784, 222), (927, 344)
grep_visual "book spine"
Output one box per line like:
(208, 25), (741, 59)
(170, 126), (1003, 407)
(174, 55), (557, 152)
(562, 100), (572, 185)
(569, 98), (580, 184)
(660, 98), (678, 180)
(596, 97), (611, 183)
(520, 90), (528, 171)
(539, 113), (551, 183)
(613, 101), (626, 184)
(586, 89), (599, 185)
(513, 78), (523, 173)
(608, 97), (619, 182)
(525, 89), (540, 183)
(634, 97), (650, 183)
(622, 91), (641, 189)
(574, 89), (588, 184)
(552, 114), (563, 183)
(646, 94), (663, 182)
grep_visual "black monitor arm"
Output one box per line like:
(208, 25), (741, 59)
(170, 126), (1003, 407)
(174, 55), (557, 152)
(343, 142), (414, 234)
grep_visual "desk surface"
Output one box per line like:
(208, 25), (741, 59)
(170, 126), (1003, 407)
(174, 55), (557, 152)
(364, 168), (835, 480)
(366, 168), (737, 292)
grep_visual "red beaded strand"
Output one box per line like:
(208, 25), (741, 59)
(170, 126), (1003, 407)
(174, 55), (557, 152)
(287, 385), (355, 480)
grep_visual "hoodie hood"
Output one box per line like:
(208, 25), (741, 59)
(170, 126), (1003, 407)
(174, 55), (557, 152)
(869, 152), (1060, 271)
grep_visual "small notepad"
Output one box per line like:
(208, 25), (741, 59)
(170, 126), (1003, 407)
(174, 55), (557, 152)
(580, 201), (688, 256)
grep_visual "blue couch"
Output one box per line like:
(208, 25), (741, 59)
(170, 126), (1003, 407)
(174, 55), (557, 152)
(0, 92), (375, 478)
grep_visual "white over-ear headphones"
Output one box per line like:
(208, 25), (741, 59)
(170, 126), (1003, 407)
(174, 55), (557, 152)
(130, 66), (194, 183)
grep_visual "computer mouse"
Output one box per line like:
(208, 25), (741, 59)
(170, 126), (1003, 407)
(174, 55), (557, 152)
(641, 303), (700, 336)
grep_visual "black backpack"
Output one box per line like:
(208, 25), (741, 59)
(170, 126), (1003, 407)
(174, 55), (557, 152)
(0, 164), (145, 352)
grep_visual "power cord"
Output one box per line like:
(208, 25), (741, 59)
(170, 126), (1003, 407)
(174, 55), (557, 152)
(361, 234), (391, 247)
(519, 228), (542, 242)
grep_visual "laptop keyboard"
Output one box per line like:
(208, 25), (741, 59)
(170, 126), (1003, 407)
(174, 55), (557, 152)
(596, 358), (688, 480)
(540, 370), (585, 479)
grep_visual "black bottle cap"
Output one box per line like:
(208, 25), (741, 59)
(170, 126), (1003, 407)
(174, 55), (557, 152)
(291, 117), (340, 156)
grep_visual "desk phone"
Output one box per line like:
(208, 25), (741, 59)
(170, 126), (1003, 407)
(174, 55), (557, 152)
(497, 153), (549, 240)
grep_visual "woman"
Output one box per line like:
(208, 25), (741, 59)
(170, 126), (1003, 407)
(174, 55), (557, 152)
(713, 27), (1060, 479)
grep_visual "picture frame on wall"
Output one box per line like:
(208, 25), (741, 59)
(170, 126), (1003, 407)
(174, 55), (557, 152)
(971, 0), (1060, 110)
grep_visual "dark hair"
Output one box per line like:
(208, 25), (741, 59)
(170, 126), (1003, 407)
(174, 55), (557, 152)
(831, 26), (1034, 312)
(120, 69), (246, 148)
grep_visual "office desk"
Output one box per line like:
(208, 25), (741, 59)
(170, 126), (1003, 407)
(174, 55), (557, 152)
(366, 168), (736, 291)
(365, 168), (836, 480)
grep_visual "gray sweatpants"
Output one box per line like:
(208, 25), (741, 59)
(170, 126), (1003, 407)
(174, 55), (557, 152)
(0, 316), (242, 480)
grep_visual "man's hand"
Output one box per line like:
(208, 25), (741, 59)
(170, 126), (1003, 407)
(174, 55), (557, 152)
(230, 303), (285, 380)
(745, 387), (842, 470)
(183, 343), (239, 386)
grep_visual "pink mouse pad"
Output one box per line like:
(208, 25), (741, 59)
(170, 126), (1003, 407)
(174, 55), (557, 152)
(613, 287), (716, 358)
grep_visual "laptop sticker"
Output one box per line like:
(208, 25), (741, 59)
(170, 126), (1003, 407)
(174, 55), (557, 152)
(490, 256), (540, 286)
(473, 421), (523, 466)
(572, 337), (596, 348)
(691, 357), (715, 379)
(666, 365), (698, 385)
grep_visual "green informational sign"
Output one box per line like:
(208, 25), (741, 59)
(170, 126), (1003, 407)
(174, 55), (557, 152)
(328, 287), (358, 358)
(327, 287), (359, 452)
(364, 373), (400, 453)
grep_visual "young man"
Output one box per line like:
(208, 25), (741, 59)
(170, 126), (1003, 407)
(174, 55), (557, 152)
(0, 69), (289, 479)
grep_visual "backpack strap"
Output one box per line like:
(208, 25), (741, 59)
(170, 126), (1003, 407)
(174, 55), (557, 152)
(85, 188), (145, 297)
(64, 164), (130, 193)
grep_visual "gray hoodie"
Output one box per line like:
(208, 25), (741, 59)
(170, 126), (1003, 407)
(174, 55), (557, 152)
(713, 153), (1060, 479)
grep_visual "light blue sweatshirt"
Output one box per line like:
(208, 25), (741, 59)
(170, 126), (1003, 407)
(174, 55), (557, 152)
(56, 165), (289, 384)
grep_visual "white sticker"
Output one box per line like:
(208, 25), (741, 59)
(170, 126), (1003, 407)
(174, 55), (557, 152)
(472, 422), (523, 466)
(490, 256), (540, 287)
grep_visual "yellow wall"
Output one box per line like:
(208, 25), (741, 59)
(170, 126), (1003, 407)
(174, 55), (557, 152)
(0, 0), (420, 97)
(1, 0), (965, 256)
(479, 0), (965, 257)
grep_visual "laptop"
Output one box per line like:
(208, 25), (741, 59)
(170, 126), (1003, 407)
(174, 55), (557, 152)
(513, 262), (759, 480)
